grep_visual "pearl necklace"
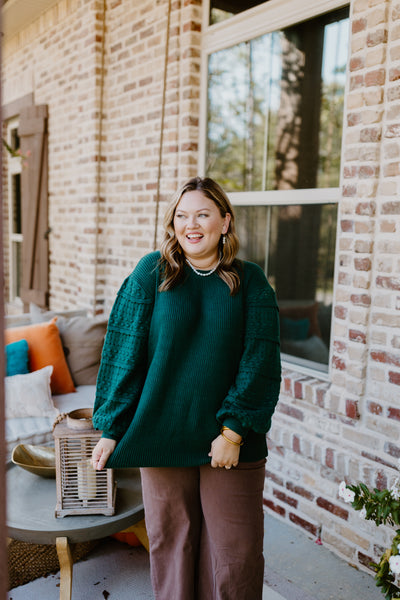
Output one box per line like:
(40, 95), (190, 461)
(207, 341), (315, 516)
(186, 257), (220, 277)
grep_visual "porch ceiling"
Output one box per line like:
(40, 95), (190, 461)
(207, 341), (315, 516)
(2, 0), (60, 41)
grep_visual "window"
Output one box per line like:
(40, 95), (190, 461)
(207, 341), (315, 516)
(201, 1), (349, 373)
(7, 119), (23, 305)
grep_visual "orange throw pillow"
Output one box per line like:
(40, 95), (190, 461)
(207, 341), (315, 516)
(5, 318), (76, 395)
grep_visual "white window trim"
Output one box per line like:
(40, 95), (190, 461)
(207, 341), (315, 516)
(7, 118), (23, 306)
(199, 0), (350, 381)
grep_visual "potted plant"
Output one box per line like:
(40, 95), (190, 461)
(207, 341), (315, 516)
(339, 468), (400, 600)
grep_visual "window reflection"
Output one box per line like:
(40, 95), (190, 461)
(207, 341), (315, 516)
(236, 203), (337, 366)
(206, 8), (349, 192)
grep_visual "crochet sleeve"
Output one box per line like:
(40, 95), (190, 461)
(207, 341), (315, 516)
(216, 265), (281, 437)
(92, 273), (154, 440)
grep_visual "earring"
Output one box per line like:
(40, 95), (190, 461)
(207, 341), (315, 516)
(222, 235), (226, 245)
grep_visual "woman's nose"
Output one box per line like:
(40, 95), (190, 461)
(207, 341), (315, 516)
(187, 215), (199, 228)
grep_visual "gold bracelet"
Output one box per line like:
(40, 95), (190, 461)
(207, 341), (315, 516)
(220, 428), (244, 446)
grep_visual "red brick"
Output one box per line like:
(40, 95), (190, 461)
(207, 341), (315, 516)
(358, 552), (376, 572)
(316, 497), (349, 520)
(334, 340), (347, 353)
(293, 435), (301, 454)
(346, 399), (360, 420)
(390, 67), (400, 82)
(365, 69), (386, 87)
(343, 166), (359, 178)
(361, 451), (394, 469)
(367, 29), (388, 47)
(289, 513), (318, 536)
(349, 329), (367, 343)
(359, 165), (379, 178)
(389, 371), (400, 385)
(350, 56), (364, 71)
(352, 18), (367, 34)
(384, 442), (400, 457)
(273, 490), (298, 508)
(294, 381), (303, 399)
(286, 483), (314, 502)
(284, 377), (292, 394)
(388, 407), (400, 421)
(368, 401), (383, 415)
(375, 471), (387, 490)
(371, 351), (400, 367)
(360, 127), (382, 143)
(347, 112), (361, 127)
(342, 185), (357, 197)
(382, 201), (400, 214)
(277, 403), (304, 422)
(350, 74), (364, 91)
(335, 305), (348, 319)
(351, 294), (371, 306)
(265, 470), (284, 486)
(354, 258), (371, 271)
(376, 276), (400, 290)
(356, 201), (376, 216)
(332, 356), (346, 370)
(341, 219), (354, 232)
(263, 499), (285, 517)
(326, 448), (335, 469)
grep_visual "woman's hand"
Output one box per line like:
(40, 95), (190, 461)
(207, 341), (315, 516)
(208, 429), (242, 469)
(91, 438), (117, 471)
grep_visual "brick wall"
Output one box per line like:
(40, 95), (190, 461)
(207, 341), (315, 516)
(2, 0), (202, 314)
(264, 0), (400, 574)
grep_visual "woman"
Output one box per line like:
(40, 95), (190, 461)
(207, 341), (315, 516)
(92, 176), (281, 600)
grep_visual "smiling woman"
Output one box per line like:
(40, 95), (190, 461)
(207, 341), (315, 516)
(91, 176), (281, 600)
(173, 190), (231, 270)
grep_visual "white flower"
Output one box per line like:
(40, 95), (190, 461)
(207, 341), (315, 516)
(342, 488), (355, 503)
(390, 478), (400, 501)
(359, 507), (367, 519)
(338, 481), (347, 498)
(389, 555), (400, 575)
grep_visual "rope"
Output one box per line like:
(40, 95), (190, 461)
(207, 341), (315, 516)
(153, 0), (173, 250)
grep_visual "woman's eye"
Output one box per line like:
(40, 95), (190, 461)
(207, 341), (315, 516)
(199, 213), (208, 218)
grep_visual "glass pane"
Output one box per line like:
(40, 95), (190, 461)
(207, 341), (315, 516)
(11, 173), (22, 234)
(206, 8), (349, 192)
(210, 0), (268, 25)
(10, 127), (20, 152)
(235, 203), (337, 365)
(12, 241), (22, 299)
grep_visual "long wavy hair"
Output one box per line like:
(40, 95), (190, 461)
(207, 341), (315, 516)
(159, 177), (241, 295)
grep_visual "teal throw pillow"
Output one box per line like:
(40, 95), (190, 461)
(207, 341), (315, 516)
(5, 339), (29, 376)
(281, 317), (310, 341)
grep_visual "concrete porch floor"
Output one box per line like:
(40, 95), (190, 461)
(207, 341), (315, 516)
(8, 512), (379, 600)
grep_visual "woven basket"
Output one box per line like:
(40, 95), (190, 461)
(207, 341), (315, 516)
(8, 538), (100, 590)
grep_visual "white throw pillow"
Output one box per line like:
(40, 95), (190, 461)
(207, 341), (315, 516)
(5, 366), (59, 419)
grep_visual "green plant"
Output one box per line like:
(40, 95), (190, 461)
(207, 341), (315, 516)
(339, 477), (400, 600)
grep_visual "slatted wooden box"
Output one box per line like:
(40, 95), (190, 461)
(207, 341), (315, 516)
(53, 409), (116, 518)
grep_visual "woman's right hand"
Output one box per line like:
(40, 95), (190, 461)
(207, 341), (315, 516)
(91, 438), (117, 470)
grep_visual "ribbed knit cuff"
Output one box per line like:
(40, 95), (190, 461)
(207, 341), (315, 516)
(222, 417), (249, 438)
(101, 430), (120, 442)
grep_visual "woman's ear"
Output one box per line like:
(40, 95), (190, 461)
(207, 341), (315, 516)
(222, 213), (231, 234)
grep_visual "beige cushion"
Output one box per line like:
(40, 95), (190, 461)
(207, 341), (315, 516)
(5, 366), (58, 419)
(56, 316), (107, 386)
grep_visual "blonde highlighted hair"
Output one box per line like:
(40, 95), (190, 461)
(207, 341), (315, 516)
(159, 177), (241, 295)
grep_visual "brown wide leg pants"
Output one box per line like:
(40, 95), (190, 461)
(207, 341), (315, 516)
(140, 460), (266, 600)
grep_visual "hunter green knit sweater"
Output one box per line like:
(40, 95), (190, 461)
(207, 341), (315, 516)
(92, 251), (281, 467)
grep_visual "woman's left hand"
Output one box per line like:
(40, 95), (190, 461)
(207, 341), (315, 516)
(208, 430), (242, 469)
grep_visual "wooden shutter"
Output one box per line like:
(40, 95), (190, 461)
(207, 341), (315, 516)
(19, 105), (49, 309)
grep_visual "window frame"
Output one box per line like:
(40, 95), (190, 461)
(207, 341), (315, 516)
(7, 118), (24, 307)
(199, 0), (350, 380)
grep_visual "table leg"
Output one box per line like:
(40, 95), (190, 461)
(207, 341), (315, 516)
(56, 536), (73, 600)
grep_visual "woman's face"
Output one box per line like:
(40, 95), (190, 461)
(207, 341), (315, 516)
(173, 190), (231, 266)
